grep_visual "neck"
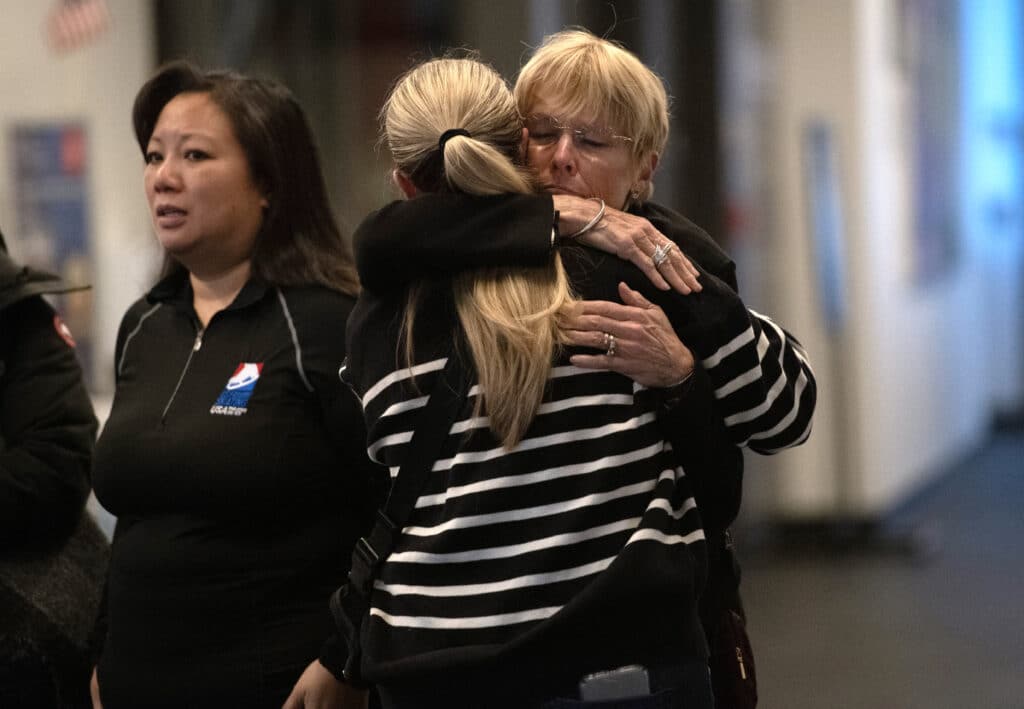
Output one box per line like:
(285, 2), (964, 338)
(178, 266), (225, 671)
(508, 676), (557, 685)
(189, 259), (252, 327)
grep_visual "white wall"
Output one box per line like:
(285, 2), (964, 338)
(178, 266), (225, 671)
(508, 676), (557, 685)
(748, 0), (859, 518)
(758, 0), (1013, 520)
(0, 0), (158, 395)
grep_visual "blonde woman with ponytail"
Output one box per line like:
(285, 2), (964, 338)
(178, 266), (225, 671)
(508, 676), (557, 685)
(383, 57), (574, 449)
(341, 55), (725, 708)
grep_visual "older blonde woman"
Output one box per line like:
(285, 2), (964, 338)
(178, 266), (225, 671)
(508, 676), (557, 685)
(352, 30), (816, 708)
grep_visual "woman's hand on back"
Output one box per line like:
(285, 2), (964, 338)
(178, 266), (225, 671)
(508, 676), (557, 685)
(561, 281), (695, 388)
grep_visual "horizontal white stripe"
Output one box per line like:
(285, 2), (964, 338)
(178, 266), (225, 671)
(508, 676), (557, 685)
(628, 527), (706, 546)
(745, 403), (814, 452)
(755, 312), (811, 368)
(367, 429), (414, 460)
(378, 403), (655, 465)
(713, 331), (770, 398)
(363, 357), (446, 409)
(430, 412), (659, 473)
(714, 363), (762, 399)
(378, 394), (429, 420)
(702, 326), (754, 369)
(757, 328), (772, 359)
(372, 372), (635, 446)
(375, 556), (614, 598)
(404, 477), (660, 536)
(648, 495), (698, 520)
(550, 363), (599, 380)
(723, 355), (793, 427)
(416, 441), (664, 508)
(450, 414), (491, 436)
(370, 604), (559, 629)
(745, 371), (810, 442)
(538, 392), (634, 415)
(388, 517), (643, 564)
(446, 393), (634, 437)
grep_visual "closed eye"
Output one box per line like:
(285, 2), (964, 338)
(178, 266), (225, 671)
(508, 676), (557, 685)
(530, 131), (559, 143)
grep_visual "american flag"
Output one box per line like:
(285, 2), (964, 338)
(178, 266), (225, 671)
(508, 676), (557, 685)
(46, 0), (111, 53)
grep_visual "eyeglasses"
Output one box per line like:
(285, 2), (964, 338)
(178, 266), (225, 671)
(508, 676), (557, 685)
(524, 115), (634, 152)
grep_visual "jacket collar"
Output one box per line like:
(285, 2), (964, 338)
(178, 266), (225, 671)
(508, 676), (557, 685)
(146, 268), (271, 313)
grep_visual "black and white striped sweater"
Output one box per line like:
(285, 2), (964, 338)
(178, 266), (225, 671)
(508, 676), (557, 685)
(344, 238), (814, 699)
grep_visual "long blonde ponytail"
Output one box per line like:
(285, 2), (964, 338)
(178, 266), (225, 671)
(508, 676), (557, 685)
(382, 57), (574, 448)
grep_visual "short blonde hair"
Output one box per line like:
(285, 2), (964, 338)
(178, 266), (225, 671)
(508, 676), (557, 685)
(515, 29), (670, 201)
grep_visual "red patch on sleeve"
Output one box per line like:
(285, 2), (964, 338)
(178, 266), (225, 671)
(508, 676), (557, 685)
(53, 314), (77, 348)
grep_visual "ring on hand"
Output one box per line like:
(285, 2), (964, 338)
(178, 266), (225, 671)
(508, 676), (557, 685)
(652, 242), (675, 267)
(605, 333), (617, 357)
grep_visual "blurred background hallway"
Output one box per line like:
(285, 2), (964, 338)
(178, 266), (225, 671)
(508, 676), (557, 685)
(743, 428), (1024, 708)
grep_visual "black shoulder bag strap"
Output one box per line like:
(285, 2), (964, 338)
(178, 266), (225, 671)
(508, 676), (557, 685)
(330, 350), (470, 685)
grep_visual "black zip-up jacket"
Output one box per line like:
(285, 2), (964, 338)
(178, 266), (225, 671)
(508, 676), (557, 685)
(0, 234), (96, 552)
(91, 271), (382, 707)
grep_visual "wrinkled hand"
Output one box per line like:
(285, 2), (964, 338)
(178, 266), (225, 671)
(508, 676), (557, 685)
(561, 282), (695, 388)
(282, 660), (368, 709)
(552, 195), (701, 294)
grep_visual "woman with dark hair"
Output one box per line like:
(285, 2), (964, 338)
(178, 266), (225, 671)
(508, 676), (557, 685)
(128, 61), (360, 295)
(89, 62), (380, 708)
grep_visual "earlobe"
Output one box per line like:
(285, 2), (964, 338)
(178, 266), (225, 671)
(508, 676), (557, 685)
(631, 153), (659, 203)
(638, 152), (658, 183)
(392, 169), (419, 199)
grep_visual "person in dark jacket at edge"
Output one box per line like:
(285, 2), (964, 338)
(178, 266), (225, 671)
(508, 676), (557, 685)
(0, 228), (106, 708)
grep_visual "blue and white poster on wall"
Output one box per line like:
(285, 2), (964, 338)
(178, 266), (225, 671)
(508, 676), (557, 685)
(8, 122), (94, 383)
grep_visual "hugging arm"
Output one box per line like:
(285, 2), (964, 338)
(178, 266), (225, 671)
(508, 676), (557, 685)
(354, 194), (555, 292)
(354, 193), (815, 452)
(568, 202), (816, 453)
(578, 269), (817, 454)
(354, 193), (700, 294)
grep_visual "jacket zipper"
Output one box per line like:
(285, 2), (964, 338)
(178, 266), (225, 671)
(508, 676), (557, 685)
(161, 327), (205, 423)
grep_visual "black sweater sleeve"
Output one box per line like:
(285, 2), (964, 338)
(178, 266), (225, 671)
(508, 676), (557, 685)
(354, 193), (556, 292)
(0, 296), (97, 552)
(612, 256), (816, 454)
